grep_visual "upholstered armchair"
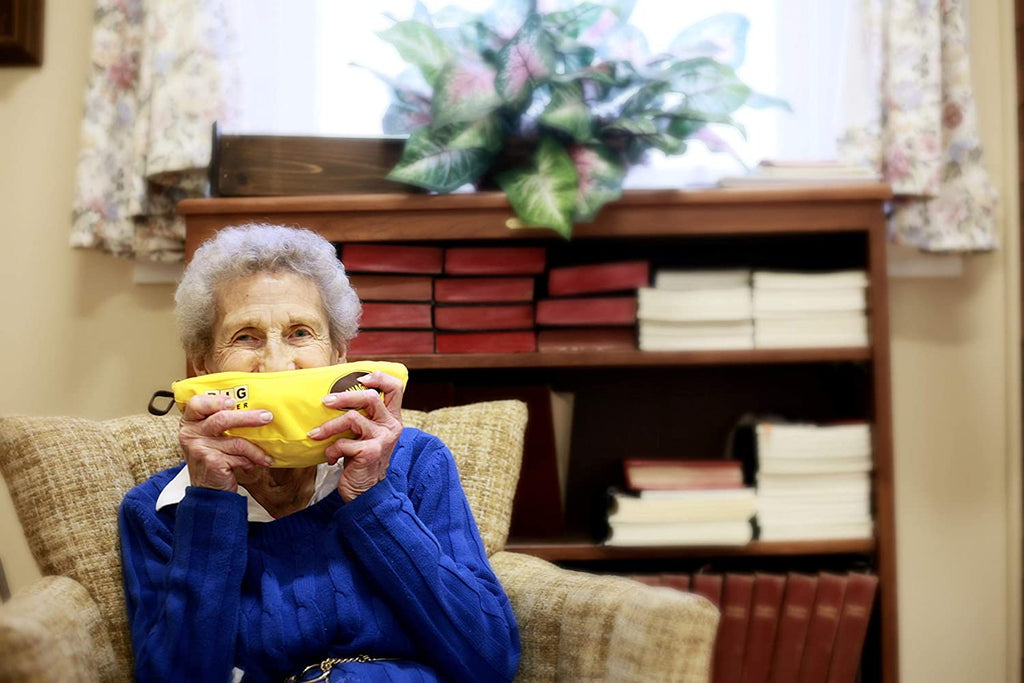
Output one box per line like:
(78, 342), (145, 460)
(0, 400), (718, 682)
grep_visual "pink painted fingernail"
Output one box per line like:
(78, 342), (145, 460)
(307, 426), (322, 438)
(322, 395), (338, 406)
(260, 411), (273, 422)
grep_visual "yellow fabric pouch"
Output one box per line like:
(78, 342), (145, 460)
(149, 361), (408, 468)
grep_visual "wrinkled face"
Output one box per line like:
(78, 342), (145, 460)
(197, 271), (345, 375)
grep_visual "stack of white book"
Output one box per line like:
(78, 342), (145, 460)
(637, 269), (753, 351)
(754, 421), (873, 541)
(752, 270), (869, 348)
(718, 160), (881, 188)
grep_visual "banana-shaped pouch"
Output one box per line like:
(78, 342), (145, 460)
(148, 361), (408, 468)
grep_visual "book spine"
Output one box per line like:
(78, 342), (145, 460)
(767, 573), (818, 683)
(347, 331), (435, 356)
(714, 573), (756, 683)
(796, 572), (849, 683)
(358, 302), (433, 329)
(692, 572), (724, 608)
(444, 247), (547, 275)
(434, 277), (535, 303)
(435, 331), (537, 354)
(348, 274), (434, 301)
(536, 297), (638, 326)
(740, 573), (787, 683)
(537, 327), (637, 352)
(660, 573), (692, 592)
(433, 304), (535, 331)
(824, 573), (878, 683)
(547, 260), (651, 296)
(341, 244), (444, 274)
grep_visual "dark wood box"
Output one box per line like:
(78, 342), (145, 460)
(211, 126), (412, 197)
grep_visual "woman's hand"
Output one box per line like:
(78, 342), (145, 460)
(178, 394), (275, 492)
(309, 371), (404, 502)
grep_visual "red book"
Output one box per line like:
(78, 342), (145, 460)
(825, 573), (878, 683)
(359, 302), (432, 329)
(630, 574), (665, 587)
(347, 330), (435, 356)
(691, 572), (724, 608)
(537, 328), (636, 352)
(741, 573), (787, 683)
(434, 304), (535, 331)
(547, 260), (651, 296)
(714, 573), (756, 683)
(796, 573), (849, 683)
(434, 277), (535, 303)
(342, 244), (444, 274)
(768, 573), (818, 683)
(435, 331), (537, 354)
(623, 459), (744, 491)
(660, 573), (692, 592)
(444, 247), (546, 275)
(535, 297), (637, 326)
(348, 274), (433, 301)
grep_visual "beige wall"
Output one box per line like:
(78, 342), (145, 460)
(0, 2), (1021, 681)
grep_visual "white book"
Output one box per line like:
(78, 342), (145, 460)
(756, 456), (872, 475)
(753, 270), (869, 290)
(640, 335), (756, 352)
(752, 289), (868, 314)
(754, 332), (870, 349)
(640, 320), (755, 337)
(754, 312), (868, 333)
(654, 269), (752, 291)
(638, 287), (753, 322)
(605, 520), (754, 546)
(608, 488), (756, 524)
(757, 520), (874, 541)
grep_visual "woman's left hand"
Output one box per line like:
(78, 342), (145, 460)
(309, 370), (404, 502)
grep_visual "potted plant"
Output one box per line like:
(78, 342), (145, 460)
(368, 1), (783, 237)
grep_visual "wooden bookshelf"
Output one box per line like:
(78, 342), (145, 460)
(180, 184), (897, 682)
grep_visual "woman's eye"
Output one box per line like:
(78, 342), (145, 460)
(292, 328), (312, 338)
(233, 333), (257, 344)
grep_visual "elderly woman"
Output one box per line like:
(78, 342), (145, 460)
(118, 224), (520, 682)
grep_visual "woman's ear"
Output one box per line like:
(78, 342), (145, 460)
(191, 356), (209, 376)
(334, 342), (347, 364)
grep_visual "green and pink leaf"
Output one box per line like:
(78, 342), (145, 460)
(432, 59), (501, 126)
(495, 14), (557, 106)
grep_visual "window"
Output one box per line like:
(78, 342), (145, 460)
(229, 1), (853, 187)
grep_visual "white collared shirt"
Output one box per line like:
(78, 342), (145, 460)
(155, 463), (344, 523)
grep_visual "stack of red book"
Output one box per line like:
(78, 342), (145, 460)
(341, 244), (439, 356)
(433, 246), (546, 354)
(536, 260), (649, 352)
(629, 570), (879, 683)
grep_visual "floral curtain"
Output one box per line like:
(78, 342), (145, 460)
(839, 0), (998, 252)
(70, 0), (238, 261)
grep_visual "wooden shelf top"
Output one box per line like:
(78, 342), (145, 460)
(180, 184), (893, 216)
(350, 346), (871, 370)
(505, 538), (877, 561)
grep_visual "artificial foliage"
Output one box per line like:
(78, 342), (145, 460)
(372, 1), (783, 237)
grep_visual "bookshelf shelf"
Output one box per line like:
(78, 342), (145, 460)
(349, 347), (872, 370)
(505, 538), (877, 562)
(181, 184), (897, 682)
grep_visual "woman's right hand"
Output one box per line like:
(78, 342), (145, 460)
(178, 394), (275, 492)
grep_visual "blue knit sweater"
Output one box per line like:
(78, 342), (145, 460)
(118, 427), (520, 682)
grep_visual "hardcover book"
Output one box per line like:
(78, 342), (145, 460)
(443, 247), (546, 275)
(623, 459), (745, 490)
(692, 572), (724, 608)
(358, 302), (433, 329)
(537, 328), (636, 352)
(435, 331), (537, 354)
(347, 331), (435, 356)
(825, 573), (878, 683)
(535, 297), (638, 326)
(714, 573), (756, 683)
(433, 304), (535, 331)
(348, 274), (433, 302)
(341, 244), (444, 274)
(740, 573), (787, 683)
(547, 260), (650, 296)
(434, 277), (535, 303)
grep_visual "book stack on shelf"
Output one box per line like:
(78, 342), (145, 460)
(342, 244), (439, 355)
(637, 269), (754, 351)
(605, 459), (755, 547)
(434, 246), (545, 354)
(535, 260), (647, 351)
(754, 421), (874, 542)
(629, 571), (878, 683)
(752, 270), (870, 349)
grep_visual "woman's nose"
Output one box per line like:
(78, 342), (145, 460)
(260, 338), (297, 373)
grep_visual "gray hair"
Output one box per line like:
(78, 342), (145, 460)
(175, 224), (362, 363)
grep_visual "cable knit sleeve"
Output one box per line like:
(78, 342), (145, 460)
(118, 483), (249, 681)
(332, 434), (520, 682)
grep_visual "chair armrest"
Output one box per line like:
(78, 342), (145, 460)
(0, 576), (119, 682)
(491, 551), (719, 683)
